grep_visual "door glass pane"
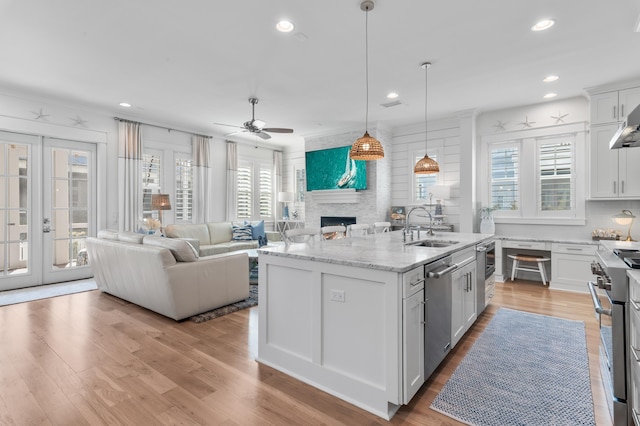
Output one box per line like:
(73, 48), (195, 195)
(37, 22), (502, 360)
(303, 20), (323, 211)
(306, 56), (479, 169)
(8, 210), (24, 241)
(8, 242), (26, 275)
(50, 147), (90, 270)
(7, 145), (27, 175)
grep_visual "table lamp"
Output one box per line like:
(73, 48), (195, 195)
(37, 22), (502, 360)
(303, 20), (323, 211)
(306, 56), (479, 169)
(278, 191), (294, 220)
(612, 209), (635, 242)
(151, 193), (171, 234)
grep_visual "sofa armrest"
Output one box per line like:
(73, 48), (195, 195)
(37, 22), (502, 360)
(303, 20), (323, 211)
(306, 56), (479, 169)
(178, 237), (200, 255)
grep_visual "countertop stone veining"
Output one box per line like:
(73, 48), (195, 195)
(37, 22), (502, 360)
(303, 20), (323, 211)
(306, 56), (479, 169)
(259, 231), (493, 273)
(494, 235), (599, 246)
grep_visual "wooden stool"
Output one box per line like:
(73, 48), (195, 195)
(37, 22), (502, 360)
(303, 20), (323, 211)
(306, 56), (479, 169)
(508, 254), (550, 285)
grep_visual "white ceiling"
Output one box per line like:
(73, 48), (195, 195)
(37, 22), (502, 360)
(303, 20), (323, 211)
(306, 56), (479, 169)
(1, 0), (639, 147)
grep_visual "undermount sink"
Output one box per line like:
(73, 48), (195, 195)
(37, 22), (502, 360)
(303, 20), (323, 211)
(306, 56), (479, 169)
(406, 239), (459, 248)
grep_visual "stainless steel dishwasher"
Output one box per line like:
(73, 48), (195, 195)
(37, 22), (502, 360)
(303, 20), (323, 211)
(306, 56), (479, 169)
(424, 255), (454, 379)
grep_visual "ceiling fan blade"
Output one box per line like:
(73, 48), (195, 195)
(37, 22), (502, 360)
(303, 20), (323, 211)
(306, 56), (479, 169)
(262, 127), (294, 133)
(214, 122), (244, 129)
(224, 130), (248, 137)
(256, 131), (271, 140)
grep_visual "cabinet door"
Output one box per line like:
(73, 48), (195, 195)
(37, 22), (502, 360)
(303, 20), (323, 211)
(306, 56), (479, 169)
(402, 289), (424, 404)
(618, 146), (640, 198)
(590, 91), (619, 125)
(619, 87), (640, 122)
(463, 262), (477, 330)
(589, 124), (619, 198)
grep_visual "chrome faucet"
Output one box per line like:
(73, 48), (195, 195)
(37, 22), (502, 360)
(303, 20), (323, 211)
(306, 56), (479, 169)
(404, 206), (434, 242)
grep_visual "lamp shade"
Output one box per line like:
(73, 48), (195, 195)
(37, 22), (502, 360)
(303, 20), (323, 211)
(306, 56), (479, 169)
(349, 131), (385, 160)
(151, 193), (171, 210)
(612, 209), (636, 225)
(277, 191), (294, 203)
(414, 154), (440, 174)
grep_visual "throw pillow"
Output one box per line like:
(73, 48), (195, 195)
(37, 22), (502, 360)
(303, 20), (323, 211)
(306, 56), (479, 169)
(143, 236), (199, 262)
(244, 220), (266, 241)
(232, 225), (253, 241)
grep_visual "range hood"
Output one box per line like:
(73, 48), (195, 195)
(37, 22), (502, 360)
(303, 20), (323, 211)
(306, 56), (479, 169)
(610, 104), (640, 149)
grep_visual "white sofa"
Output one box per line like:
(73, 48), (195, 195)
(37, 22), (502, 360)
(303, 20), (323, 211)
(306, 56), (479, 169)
(165, 222), (258, 256)
(86, 230), (249, 321)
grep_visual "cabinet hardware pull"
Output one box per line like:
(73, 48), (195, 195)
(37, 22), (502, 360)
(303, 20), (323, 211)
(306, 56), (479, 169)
(614, 181), (617, 194)
(444, 342), (451, 352)
(518, 244), (532, 247)
(632, 346), (640, 363)
(613, 105), (617, 119)
(588, 282), (612, 316)
(631, 299), (640, 312)
(410, 278), (425, 287)
(622, 104), (625, 117)
(622, 180), (625, 194)
(566, 248), (583, 251)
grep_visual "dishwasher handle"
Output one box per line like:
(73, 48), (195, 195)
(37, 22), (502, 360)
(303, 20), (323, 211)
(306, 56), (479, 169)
(427, 256), (475, 278)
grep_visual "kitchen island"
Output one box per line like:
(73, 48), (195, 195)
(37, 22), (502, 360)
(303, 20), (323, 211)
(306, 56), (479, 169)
(256, 230), (492, 420)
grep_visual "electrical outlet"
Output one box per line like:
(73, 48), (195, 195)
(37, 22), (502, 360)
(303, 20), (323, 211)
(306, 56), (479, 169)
(330, 289), (345, 302)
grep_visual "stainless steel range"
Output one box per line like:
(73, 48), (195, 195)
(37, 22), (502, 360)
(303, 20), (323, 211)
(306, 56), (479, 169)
(589, 241), (640, 425)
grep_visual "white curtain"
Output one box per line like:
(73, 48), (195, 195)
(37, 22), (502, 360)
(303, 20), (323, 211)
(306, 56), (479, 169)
(226, 141), (237, 221)
(192, 135), (211, 223)
(274, 150), (283, 220)
(118, 120), (143, 232)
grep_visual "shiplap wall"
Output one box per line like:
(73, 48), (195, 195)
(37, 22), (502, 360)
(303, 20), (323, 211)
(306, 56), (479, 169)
(391, 119), (462, 229)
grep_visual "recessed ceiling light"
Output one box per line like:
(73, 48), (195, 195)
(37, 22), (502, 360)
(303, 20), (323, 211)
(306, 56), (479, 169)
(276, 20), (294, 33)
(387, 92), (399, 99)
(544, 93), (557, 99)
(543, 75), (559, 83)
(531, 19), (555, 31)
(119, 102), (131, 107)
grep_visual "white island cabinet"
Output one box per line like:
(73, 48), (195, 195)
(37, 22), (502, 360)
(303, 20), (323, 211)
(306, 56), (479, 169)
(256, 231), (491, 420)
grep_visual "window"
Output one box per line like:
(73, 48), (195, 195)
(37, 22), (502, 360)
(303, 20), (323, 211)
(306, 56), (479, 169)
(413, 151), (441, 204)
(142, 152), (161, 219)
(490, 144), (519, 211)
(237, 164), (252, 219)
(538, 139), (573, 212)
(236, 160), (274, 220)
(485, 128), (583, 224)
(175, 158), (193, 221)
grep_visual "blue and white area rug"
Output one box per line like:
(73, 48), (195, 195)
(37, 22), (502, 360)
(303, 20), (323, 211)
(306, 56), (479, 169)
(431, 308), (595, 426)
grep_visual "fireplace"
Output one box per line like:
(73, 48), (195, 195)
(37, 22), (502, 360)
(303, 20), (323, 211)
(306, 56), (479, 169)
(321, 216), (357, 227)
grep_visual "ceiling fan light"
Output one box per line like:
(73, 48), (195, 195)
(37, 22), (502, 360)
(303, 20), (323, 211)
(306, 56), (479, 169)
(253, 119), (266, 128)
(414, 154), (440, 174)
(350, 131), (384, 160)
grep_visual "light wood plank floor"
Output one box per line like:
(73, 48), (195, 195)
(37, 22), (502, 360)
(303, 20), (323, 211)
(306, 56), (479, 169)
(0, 279), (611, 425)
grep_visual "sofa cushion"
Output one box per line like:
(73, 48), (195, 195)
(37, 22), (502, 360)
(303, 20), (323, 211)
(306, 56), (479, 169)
(143, 236), (199, 262)
(232, 224), (253, 241)
(118, 231), (145, 244)
(199, 245), (231, 256)
(165, 223), (211, 245)
(208, 222), (233, 244)
(98, 229), (119, 240)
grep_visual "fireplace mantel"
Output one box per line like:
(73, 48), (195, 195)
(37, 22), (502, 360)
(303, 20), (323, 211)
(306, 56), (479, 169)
(309, 189), (361, 204)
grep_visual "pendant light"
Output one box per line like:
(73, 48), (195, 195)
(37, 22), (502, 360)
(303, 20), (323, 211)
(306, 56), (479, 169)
(414, 62), (440, 174)
(349, 0), (384, 161)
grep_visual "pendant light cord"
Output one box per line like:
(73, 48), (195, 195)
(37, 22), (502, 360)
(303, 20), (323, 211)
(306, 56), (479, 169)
(424, 63), (428, 152)
(364, 7), (370, 131)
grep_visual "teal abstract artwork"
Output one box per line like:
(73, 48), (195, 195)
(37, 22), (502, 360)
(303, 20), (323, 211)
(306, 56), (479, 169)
(305, 146), (367, 191)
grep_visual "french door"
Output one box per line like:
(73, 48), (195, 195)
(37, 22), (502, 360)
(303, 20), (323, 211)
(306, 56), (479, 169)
(0, 131), (96, 291)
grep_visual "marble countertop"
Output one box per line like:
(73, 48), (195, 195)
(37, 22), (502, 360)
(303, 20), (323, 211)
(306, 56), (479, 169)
(494, 235), (599, 245)
(259, 231), (493, 273)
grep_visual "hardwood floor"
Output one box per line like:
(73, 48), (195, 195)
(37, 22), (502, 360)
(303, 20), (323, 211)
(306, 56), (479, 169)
(0, 279), (611, 425)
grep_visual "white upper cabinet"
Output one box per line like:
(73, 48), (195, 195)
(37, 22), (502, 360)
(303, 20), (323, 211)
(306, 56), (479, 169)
(590, 87), (640, 125)
(589, 85), (640, 199)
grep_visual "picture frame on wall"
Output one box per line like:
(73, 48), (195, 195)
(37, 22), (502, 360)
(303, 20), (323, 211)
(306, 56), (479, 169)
(390, 206), (406, 221)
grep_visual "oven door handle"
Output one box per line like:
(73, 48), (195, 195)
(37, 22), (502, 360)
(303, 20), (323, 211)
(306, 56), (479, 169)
(587, 281), (612, 316)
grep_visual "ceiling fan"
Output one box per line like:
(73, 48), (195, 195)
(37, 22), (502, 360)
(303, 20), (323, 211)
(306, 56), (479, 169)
(215, 98), (294, 140)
